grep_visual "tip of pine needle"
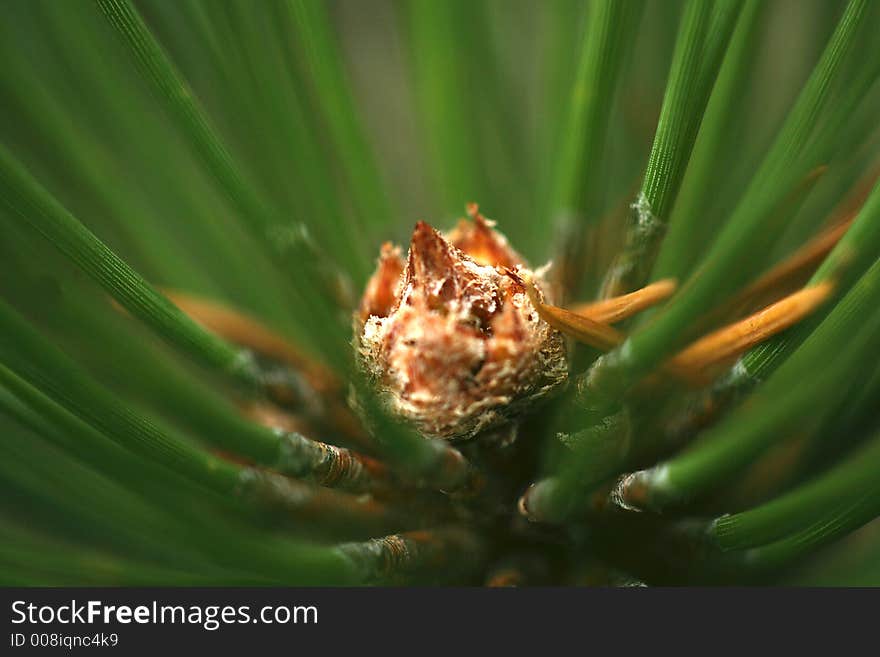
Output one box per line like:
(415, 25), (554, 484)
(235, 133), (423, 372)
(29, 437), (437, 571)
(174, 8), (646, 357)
(517, 485), (535, 520)
(518, 479), (568, 523)
(424, 441), (484, 495)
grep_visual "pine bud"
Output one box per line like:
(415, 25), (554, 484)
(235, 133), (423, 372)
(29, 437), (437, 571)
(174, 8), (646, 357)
(356, 207), (567, 440)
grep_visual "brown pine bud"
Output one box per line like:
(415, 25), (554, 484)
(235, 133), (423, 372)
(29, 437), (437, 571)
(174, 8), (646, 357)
(356, 207), (567, 440)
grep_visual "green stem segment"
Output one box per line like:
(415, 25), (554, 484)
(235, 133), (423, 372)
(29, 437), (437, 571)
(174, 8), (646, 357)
(652, 0), (764, 281)
(0, 298), (240, 492)
(94, 0), (276, 238)
(284, 0), (394, 242)
(0, 144), (258, 388)
(95, 0), (350, 368)
(519, 411), (631, 523)
(549, 0), (645, 295)
(710, 432), (880, 552)
(601, 0), (741, 297)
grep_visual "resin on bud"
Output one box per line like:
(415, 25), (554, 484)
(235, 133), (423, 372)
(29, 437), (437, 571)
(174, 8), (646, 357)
(356, 205), (568, 441)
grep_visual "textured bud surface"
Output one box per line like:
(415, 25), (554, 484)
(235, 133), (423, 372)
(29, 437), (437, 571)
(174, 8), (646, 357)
(356, 208), (568, 440)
